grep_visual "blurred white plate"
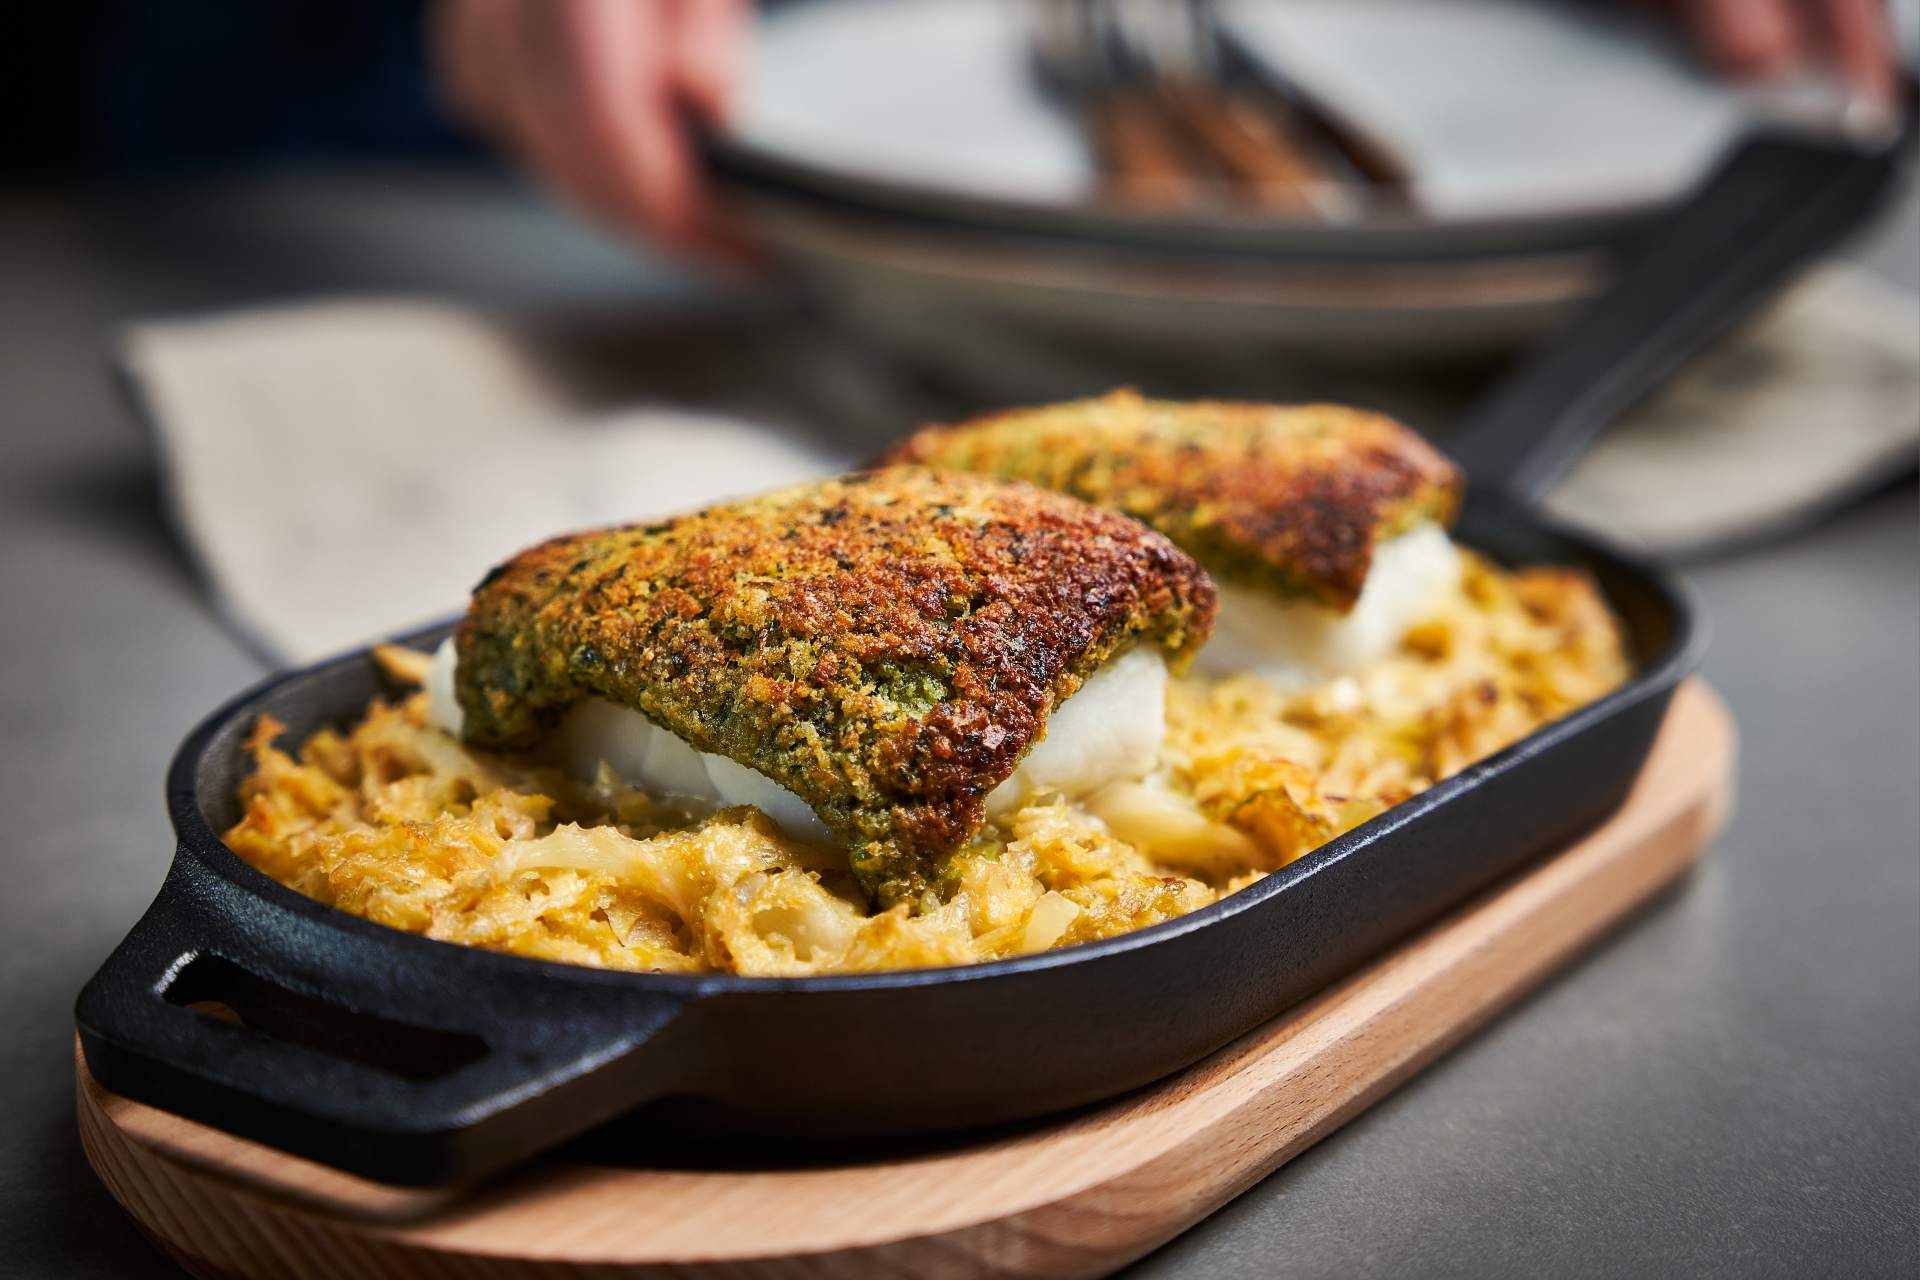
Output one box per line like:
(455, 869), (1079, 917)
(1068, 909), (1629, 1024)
(716, 0), (1769, 355)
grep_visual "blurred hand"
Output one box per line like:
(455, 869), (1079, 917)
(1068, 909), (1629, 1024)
(432, 0), (750, 255)
(1676, 0), (1899, 104)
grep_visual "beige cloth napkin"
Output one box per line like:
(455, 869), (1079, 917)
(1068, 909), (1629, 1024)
(123, 300), (846, 663)
(1544, 264), (1919, 552)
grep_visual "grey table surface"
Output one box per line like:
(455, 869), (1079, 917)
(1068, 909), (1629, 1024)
(1, 168), (1914, 1278)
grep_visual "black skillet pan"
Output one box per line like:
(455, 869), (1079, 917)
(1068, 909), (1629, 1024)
(75, 108), (1908, 1188)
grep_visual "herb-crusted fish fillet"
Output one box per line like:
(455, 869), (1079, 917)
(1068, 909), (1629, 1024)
(883, 390), (1463, 611)
(453, 468), (1216, 907)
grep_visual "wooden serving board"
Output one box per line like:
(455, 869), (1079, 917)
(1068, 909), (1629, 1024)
(78, 679), (1734, 1280)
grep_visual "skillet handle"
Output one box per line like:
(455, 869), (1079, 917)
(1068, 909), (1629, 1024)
(1450, 91), (1915, 507)
(76, 855), (692, 1186)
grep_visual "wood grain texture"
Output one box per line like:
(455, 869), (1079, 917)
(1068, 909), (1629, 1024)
(77, 679), (1734, 1280)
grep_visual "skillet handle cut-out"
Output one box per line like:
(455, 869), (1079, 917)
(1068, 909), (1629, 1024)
(1451, 94), (1915, 507)
(75, 853), (692, 1186)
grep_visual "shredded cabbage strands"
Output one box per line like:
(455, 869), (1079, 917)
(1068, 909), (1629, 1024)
(224, 554), (1628, 975)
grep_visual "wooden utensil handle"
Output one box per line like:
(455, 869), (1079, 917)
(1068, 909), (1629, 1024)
(1090, 91), (1210, 208)
(1156, 82), (1329, 216)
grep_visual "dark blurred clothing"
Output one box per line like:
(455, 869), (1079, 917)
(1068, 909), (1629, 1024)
(2, 0), (478, 179)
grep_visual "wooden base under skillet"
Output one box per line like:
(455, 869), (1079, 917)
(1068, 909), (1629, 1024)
(77, 679), (1733, 1280)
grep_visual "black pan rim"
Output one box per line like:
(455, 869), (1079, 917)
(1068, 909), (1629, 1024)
(702, 135), (1674, 265)
(165, 506), (1703, 998)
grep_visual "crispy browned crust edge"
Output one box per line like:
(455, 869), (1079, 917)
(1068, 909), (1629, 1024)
(883, 389), (1463, 610)
(453, 467), (1216, 906)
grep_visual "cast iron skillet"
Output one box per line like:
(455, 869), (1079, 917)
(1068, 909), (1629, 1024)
(76, 110), (1907, 1187)
(78, 507), (1695, 1189)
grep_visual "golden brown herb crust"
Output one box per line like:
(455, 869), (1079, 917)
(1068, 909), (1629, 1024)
(454, 468), (1216, 907)
(883, 390), (1464, 611)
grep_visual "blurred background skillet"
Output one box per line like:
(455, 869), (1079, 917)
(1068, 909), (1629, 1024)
(708, 0), (1904, 361)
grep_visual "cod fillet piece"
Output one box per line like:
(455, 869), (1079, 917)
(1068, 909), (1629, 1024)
(884, 389), (1463, 610)
(454, 468), (1215, 907)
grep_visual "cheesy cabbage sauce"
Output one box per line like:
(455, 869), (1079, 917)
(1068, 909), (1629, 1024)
(224, 550), (1628, 976)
